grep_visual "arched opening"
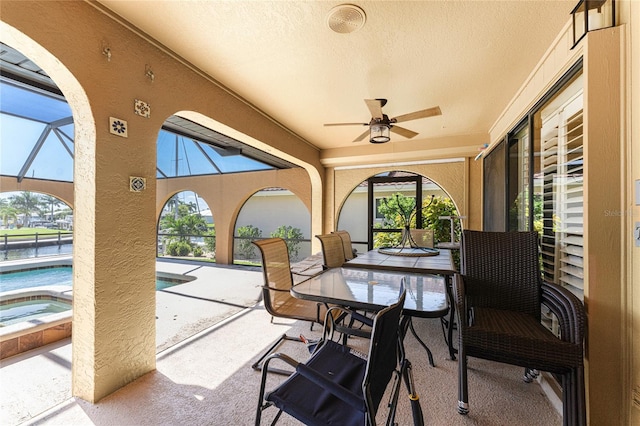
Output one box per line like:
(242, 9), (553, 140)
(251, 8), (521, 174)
(337, 171), (461, 252)
(0, 190), (73, 260)
(234, 187), (311, 264)
(157, 191), (214, 261)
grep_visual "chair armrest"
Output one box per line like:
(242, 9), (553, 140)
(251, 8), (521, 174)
(322, 306), (372, 342)
(296, 363), (366, 412)
(452, 274), (470, 328)
(541, 281), (586, 345)
(261, 285), (290, 293)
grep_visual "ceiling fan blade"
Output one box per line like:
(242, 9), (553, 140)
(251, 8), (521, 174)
(353, 129), (370, 142)
(364, 99), (385, 120)
(390, 125), (418, 139)
(392, 106), (442, 123)
(324, 122), (368, 127)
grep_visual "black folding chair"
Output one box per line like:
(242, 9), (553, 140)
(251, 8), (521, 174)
(255, 288), (421, 426)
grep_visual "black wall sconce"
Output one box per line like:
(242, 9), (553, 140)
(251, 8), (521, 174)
(571, 0), (615, 49)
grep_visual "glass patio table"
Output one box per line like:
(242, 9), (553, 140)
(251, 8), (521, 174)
(291, 266), (449, 366)
(343, 248), (458, 360)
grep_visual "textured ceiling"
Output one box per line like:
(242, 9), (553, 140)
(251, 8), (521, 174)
(97, 0), (574, 155)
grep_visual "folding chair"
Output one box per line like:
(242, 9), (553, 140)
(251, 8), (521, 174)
(255, 289), (421, 426)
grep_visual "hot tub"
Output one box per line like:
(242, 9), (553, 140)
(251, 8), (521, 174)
(0, 286), (73, 360)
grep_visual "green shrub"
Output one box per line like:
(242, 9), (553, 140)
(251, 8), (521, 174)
(236, 225), (262, 259)
(166, 240), (192, 257)
(192, 246), (203, 257)
(271, 225), (304, 260)
(204, 226), (216, 254)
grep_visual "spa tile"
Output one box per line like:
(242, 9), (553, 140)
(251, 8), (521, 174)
(43, 323), (72, 345)
(19, 331), (43, 353)
(0, 338), (19, 359)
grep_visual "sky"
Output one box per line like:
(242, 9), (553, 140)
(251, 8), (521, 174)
(1, 79), (274, 202)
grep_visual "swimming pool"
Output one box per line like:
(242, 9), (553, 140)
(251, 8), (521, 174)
(0, 266), (188, 292)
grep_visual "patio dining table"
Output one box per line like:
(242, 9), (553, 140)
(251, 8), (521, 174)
(343, 248), (458, 360)
(291, 266), (449, 366)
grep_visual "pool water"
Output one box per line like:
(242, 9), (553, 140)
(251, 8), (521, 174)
(0, 266), (185, 292)
(0, 299), (71, 326)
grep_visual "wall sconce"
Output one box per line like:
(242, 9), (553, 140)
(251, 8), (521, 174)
(370, 122), (390, 144)
(571, 0), (615, 49)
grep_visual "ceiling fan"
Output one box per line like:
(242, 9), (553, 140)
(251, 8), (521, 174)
(324, 99), (442, 144)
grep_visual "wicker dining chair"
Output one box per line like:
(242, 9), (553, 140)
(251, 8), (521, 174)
(316, 233), (346, 269)
(454, 230), (586, 426)
(254, 289), (412, 426)
(332, 230), (357, 260)
(252, 238), (330, 374)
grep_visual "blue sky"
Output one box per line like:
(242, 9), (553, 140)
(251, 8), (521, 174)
(1, 79), (274, 187)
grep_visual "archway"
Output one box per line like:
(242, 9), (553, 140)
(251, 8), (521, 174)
(234, 187), (311, 264)
(157, 190), (214, 261)
(337, 171), (461, 252)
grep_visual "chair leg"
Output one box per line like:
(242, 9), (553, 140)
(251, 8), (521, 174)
(251, 333), (301, 376)
(563, 368), (586, 426)
(523, 367), (539, 383)
(575, 367), (586, 426)
(561, 373), (571, 426)
(457, 344), (469, 415)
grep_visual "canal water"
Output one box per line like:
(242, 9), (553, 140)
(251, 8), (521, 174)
(1, 244), (73, 261)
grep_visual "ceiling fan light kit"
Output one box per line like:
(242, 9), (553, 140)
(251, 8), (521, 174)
(370, 122), (391, 143)
(324, 98), (442, 144)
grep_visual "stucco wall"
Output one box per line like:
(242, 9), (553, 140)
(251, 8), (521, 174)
(156, 168), (312, 263)
(0, 177), (74, 209)
(330, 159), (473, 233)
(0, 0), (322, 402)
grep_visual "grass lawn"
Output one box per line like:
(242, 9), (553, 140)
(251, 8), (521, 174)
(0, 227), (72, 241)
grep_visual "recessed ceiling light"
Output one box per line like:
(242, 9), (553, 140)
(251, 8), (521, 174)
(326, 4), (366, 34)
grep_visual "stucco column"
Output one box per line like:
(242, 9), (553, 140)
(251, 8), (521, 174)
(72, 106), (158, 402)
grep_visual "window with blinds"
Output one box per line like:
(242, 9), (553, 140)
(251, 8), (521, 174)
(538, 78), (584, 302)
(535, 74), (584, 335)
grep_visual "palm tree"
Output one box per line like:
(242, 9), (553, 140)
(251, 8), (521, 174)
(40, 195), (63, 222)
(0, 198), (18, 228)
(9, 191), (43, 227)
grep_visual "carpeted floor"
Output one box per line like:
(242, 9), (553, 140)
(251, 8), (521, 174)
(16, 301), (560, 426)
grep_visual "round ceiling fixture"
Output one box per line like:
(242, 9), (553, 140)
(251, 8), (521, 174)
(326, 4), (366, 34)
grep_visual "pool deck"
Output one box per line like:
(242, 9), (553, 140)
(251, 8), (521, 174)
(0, 256), (266, 425)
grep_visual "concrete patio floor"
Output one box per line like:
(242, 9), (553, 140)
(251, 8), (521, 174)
(0, 255), (561, 425)
(0, 257), (265, 425)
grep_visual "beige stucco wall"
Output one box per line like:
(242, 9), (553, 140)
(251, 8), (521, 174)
(329, 159), (477, 233)
(156, 168), (311, 263)
(0, 0), (323, 402)
(0, 177), (74, 209)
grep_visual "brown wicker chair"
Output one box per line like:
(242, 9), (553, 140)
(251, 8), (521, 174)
(454, 230), (586, 426)
(332, 230), (357, 260)
(252, 238), (330, 374)
(316, 233), (346, 269)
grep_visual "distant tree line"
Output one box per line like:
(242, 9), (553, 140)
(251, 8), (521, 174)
(0, 191), (71, 229)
